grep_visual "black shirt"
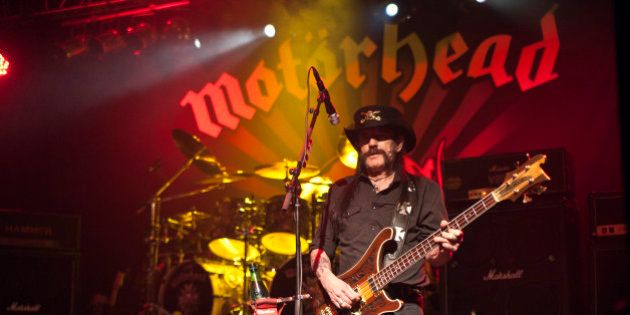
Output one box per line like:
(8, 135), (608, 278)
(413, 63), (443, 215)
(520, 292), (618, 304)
(309, 171), (447, 286)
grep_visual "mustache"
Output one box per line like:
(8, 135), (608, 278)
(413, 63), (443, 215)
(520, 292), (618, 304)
(360, 148), (387, 163)
(366, 148), (387, 156)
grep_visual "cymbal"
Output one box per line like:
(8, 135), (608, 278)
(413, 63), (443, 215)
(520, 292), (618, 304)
(208, 237), (260, 261)
(194, 257), (242, 275)
(172, 129), (225, 175)
(254, 159), (319, 180)
(300, 176), (332, 201)
(194, 155), (225, 176)
(198, 170), (253, 185)
(261, 233), (309, 256)
(172, 129), (206, 158)
(303, 176), (333, 186)
(167, 209), (210, 228)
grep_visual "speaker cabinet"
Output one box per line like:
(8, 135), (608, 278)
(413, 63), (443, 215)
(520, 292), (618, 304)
(0, 249), (79, 315)
(442, 200), (577, 315)
(588, 192), (629, 314)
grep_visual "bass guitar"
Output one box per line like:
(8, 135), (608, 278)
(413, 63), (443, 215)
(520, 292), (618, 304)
(315, 154), (551, 315)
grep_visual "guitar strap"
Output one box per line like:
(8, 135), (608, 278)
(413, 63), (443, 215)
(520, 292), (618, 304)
(383, 174), (417, 266)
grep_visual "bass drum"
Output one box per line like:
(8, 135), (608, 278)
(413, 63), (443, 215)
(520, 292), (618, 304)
(159, 261), (236, 315)
(269, 255), (326, 315)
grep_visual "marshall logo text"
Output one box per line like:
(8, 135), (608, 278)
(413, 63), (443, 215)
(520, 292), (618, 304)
(482, 268), (525, 281)
(6, 302), (42, 313)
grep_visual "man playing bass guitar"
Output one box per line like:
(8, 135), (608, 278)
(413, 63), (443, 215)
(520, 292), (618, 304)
(310, 105), (463, 315)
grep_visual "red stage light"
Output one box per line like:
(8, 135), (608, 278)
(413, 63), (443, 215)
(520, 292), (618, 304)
(93, 29), (126, 54)
(125, 22), (158, 51)
(0, 52), (9, 76)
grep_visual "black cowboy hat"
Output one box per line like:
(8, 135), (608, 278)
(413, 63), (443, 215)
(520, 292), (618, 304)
(344, 105), (416, 152)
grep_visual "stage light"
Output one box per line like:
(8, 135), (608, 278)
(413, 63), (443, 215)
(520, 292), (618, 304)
(125, 22), (158, 53)
(92, 29), (126, 54)
(194, 38), (201, 49)
(263, 24), (276, 38)
(162, 17), (191, 41)
(337, 136), (358, 169)
(57, 35), (92, 59)
(0, 52), (9, 76)
(385, 3), (399, 17)
(475, 0), (486, 2)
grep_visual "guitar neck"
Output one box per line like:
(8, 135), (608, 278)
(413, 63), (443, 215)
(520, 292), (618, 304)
(371, 193), (498, 289)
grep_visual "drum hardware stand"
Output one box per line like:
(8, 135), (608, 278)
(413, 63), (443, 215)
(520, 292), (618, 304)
(281, 77), (329, 315)
(241, 225), (251, 312)
(142, 146), (224, 315)
(237, 200), (259, 313)
(310, 194), (317, 241)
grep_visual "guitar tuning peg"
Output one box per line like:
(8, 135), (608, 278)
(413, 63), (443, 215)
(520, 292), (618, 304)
(534, 185), (548, 195)
(522, 193), (533, 204)
(525, 153), (531, 160)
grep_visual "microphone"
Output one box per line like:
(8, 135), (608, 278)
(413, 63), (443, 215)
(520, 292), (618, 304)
(312, 67), (340, 125)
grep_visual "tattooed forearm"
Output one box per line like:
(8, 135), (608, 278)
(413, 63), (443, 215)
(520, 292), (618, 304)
(311, 248), (333, 279)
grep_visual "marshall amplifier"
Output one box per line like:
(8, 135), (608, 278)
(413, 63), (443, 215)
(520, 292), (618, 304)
(0, 210), (80, 315)
(0, 210), (80, 251)
(441, 200), (578, 315)
(588, 193), (629, 314)
(442, 148), (571, 204)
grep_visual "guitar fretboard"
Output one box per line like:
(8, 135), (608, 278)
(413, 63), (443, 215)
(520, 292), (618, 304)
(369, 193), (498, 290)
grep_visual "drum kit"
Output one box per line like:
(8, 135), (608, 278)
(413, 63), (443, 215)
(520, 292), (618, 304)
(152, 129), (330, 315)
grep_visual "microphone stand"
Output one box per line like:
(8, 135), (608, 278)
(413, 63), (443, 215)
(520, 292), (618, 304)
(281, 90), (327, 315)
(144, 147), (206, 315)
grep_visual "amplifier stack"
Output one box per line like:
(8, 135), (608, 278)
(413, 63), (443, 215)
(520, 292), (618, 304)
(0, 210), (80, 315)
(439, 148), (579, 314)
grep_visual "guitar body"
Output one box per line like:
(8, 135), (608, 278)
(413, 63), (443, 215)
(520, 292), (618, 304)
(315, 228), (402, 315)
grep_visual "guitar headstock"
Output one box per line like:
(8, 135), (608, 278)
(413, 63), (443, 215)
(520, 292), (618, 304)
(493, 154), (551, 203)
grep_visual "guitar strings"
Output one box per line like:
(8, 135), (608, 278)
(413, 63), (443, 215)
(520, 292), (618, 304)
(365, 193), (497, 291)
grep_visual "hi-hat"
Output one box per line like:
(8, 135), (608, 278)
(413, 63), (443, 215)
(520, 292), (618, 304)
(254, 159), (319, 180)
(197, 170), (253, 185)
(172, 129), (225, 175)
